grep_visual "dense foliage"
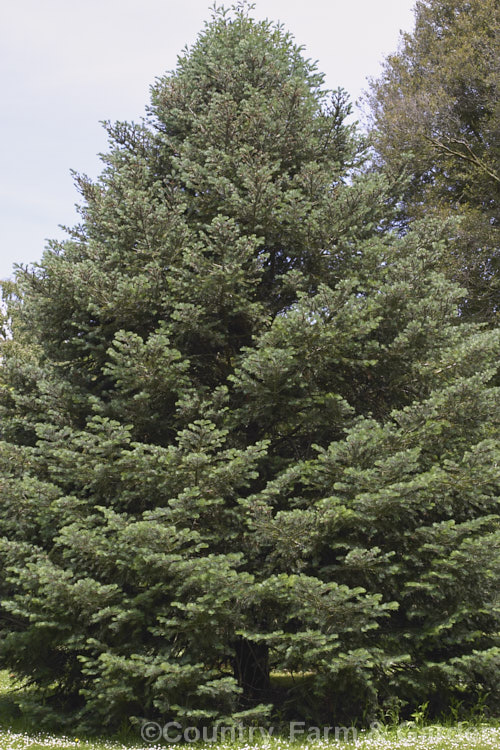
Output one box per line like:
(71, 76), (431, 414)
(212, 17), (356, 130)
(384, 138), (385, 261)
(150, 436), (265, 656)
(366, 0), (499, 323)
(0, 2), (499, 734)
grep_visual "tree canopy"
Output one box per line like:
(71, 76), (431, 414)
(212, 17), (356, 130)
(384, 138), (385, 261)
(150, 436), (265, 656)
(0, 2), (499, 734)
(366, 0), (499, 323)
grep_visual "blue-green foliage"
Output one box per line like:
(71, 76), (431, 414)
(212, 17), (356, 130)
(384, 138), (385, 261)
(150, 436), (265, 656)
(0, 2), (498, 733)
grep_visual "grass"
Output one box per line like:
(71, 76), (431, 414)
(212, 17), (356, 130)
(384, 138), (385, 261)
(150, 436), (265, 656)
(2, 725), (500, 750)
(0, 671), (499, 749)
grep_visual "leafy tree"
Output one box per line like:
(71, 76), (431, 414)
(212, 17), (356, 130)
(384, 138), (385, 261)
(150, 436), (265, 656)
(365, 0), (499, 323)
(0, 2), (499, 733)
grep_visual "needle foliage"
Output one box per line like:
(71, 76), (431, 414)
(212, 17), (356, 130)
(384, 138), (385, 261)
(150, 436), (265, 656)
(0, 2), (499, 734)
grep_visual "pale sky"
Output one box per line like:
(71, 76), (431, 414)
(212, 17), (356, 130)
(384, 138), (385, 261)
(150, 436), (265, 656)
(0, 0), (416, 280)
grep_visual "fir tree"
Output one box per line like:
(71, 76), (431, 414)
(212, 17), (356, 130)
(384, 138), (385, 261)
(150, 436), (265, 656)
(0, 3), (499, 733)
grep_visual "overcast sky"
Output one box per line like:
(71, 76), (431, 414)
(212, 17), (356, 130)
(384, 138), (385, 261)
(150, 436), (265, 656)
(0, 0), (416, 280)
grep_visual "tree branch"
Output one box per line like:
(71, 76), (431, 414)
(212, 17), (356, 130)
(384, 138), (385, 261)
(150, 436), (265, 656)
(424, 134), (500, 184)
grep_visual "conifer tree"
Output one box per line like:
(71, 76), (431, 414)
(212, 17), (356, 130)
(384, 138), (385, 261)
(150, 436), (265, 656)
(0, 3), (499, 733)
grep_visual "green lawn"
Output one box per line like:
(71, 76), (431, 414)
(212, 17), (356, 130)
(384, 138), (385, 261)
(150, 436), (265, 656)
(1, 725), (500, 750)
(1, 671), (499, 750)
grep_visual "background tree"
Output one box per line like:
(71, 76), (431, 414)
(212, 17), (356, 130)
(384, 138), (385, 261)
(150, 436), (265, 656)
(0, 2), (499, 734)
(365, 0), (499, 323)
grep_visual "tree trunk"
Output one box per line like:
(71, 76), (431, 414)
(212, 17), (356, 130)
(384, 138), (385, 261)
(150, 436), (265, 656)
(233, 637), (270, 700)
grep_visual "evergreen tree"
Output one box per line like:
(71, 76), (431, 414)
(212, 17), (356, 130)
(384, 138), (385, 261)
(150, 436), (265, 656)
(365, 0), (499, 323)
(0, 3), (499, 733)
